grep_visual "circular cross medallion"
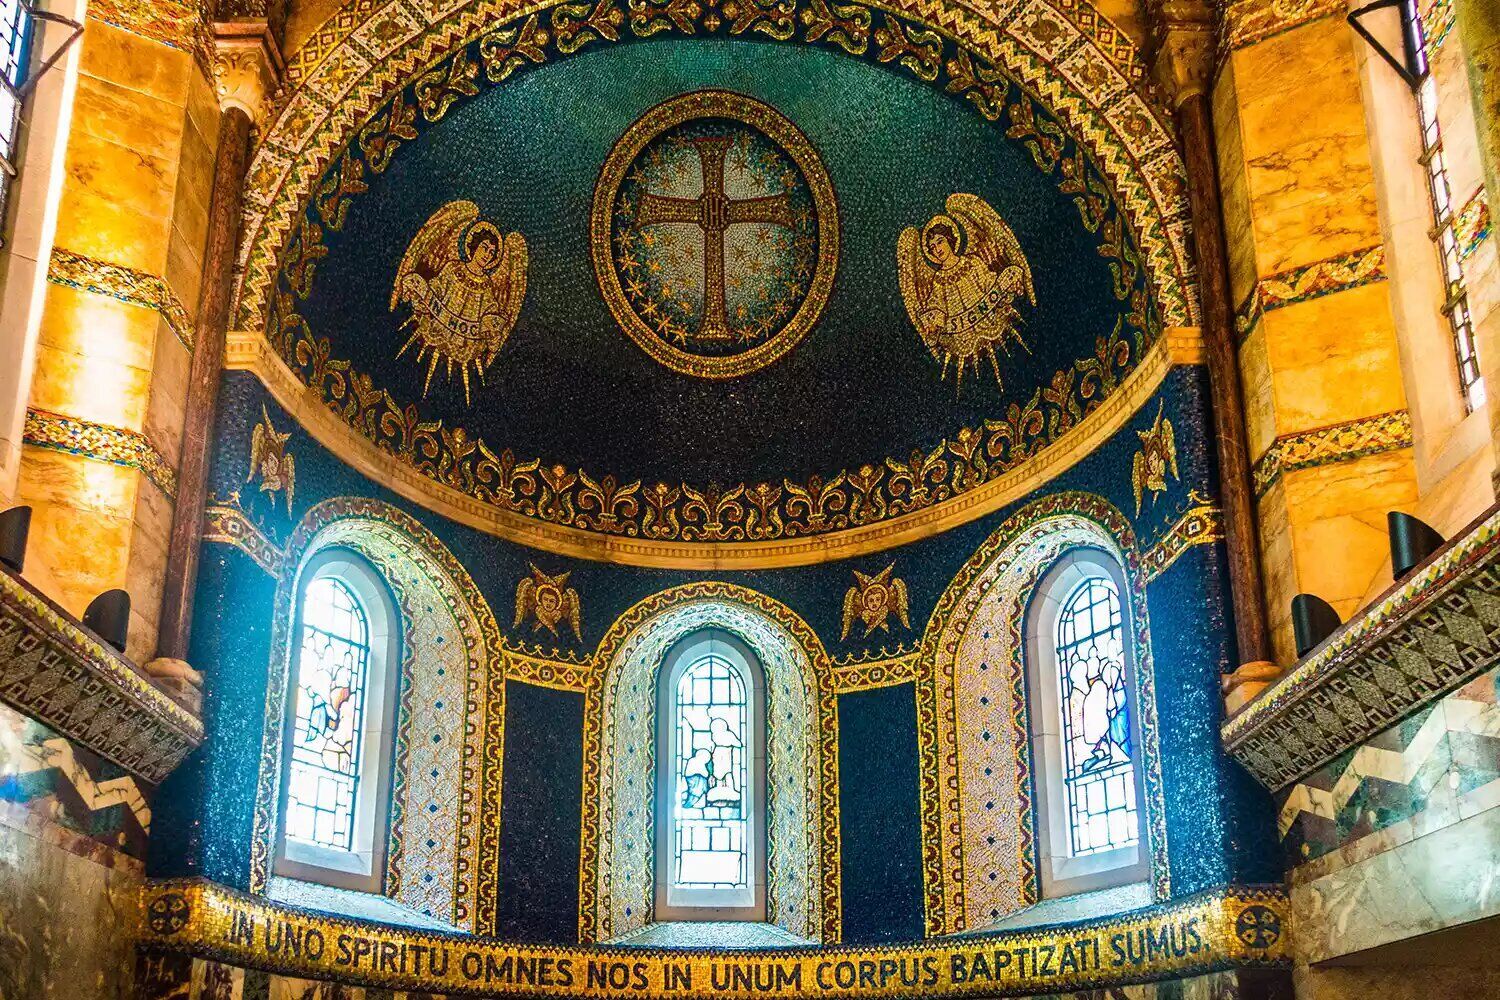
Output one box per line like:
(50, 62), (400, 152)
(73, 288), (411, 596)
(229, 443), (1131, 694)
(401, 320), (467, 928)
(592, 90), (838, 378)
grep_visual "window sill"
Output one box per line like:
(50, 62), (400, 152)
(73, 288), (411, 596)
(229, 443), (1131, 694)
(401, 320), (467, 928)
(611, 922), (813, 949)
(959, 881), (1153, 935)
(267, 876), (454, 932)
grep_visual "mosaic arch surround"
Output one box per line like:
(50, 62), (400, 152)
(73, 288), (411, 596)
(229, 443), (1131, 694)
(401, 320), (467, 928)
(915, 491), (1168, 936)
(580, 584), (838, 944)
(249, 498), (506, 935)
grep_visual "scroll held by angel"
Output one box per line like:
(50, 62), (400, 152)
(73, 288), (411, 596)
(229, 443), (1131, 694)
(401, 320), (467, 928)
(390, 200), (528, 405)
(898, 193), (1035, 394)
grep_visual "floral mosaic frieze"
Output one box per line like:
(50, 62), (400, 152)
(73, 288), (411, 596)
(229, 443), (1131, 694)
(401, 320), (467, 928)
(22, 408), (179, 499)
(1224, 506), (1500, 791)
(1235, 245), (1388, 341)
(47, 247), (194, 352)
(1250, 410), (1413, 497)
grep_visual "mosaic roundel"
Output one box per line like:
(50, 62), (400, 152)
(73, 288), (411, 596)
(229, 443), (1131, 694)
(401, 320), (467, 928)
(591, 89), (839, 378)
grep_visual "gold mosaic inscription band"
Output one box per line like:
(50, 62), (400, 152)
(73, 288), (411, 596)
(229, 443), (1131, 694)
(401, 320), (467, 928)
(22, 408), (179, 499)
(831, 651), (920, 692)
(1234, 245), (1387, 340)
(1141, 501), (1224, 582)
(47, 247), (195, 352)
(141, 880), (1288, 997)
(203, 503), (285, 575)
(1250, 410), (1414, 498)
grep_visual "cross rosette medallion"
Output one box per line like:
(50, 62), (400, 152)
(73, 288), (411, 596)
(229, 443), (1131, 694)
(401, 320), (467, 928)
(592, 90), (839, 378)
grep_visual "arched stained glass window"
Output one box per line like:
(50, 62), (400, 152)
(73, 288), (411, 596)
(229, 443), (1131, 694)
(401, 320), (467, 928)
(286, 576), (373, 850)
(276, 551), (399, 893)
(1025, 548), (1147, 899)
(671, 654), (749, 891)
(655, 630), (765, 919)
(1053, 576), (1137, 857)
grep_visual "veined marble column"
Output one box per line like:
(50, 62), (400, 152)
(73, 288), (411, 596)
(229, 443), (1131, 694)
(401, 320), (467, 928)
(155, 21), (282, 673)
(1151, 1), (1275, 696)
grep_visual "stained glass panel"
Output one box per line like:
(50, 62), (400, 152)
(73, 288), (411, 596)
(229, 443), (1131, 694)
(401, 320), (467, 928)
(1054, 576), (1138, 856)
(0, 0), (30, 230)
(286, 576), (372, 851)
(671, 654), (749, 891)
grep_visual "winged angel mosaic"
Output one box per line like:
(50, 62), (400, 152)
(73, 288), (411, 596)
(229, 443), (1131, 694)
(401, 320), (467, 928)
(898, 193), (1035, 393)
(390, 201), (528, 404)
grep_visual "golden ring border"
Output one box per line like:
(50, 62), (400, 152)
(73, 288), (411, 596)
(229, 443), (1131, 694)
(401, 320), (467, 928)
(590, 89), (840, 379)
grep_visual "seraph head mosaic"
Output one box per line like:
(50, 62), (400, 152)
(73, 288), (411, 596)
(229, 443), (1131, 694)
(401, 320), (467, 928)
(258, 15), (1183, 558)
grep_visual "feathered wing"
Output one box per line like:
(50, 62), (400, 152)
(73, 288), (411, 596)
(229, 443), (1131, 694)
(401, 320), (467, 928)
(841, 586), (859, 641)
(391, 200), (478, 311)
(1163, 417), (1179, 481)
(513, 577), (536, 630)
(485, 231), (529, 360)
(1132, 450), (1147, 515)
(896, 226), (935, 344)
(892, 577), (910, 630)
(283, 453), (296, 515)
(946, 193), (1035, 306)
(247, 421), (266, 483)
(564, 589), (582, 643)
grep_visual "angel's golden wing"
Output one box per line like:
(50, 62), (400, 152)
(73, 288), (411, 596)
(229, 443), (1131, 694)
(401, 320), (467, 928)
(489, 230), (529, 346)
(892, 576), (910, 630)
(841, 585), (860, 641)
(896, 226), (934, 335)
(514, 576), (536, 629)
(283, 452), (296, 515)
(946, 193), (1036, 306)
(1132, 450), (1147, 515)
(563, 587), (582, 642)
(391, 200), (478, 311)
(248, 420), (266, 483)
(1163, 417), (1178, 481)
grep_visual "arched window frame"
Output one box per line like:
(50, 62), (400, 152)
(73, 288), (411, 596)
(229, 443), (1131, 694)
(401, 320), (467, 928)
(1025, 548), (1148, 898)
(653, 629), (767, 922)
(274, 548), (401, 894)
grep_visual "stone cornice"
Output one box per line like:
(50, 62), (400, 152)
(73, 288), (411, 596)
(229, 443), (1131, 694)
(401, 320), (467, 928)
(1224, 504), (1500, 791)
(0, 569), (204, 785)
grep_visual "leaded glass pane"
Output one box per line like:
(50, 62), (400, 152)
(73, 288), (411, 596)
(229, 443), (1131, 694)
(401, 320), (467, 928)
(286, 576), (372, 851)
(1054, 576), (1138, 857)
(0, 0), (29, 225)
(672, 654), (749, 891)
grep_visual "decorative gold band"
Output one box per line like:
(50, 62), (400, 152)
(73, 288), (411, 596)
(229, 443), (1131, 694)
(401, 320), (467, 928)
(831, 651), (921, 692)
(224, 328), (1203, 569)
(1221, 0), (1344, 52)
(22, 408), (178, 499)
(85, 0), (214, 72)
(140, 879), (1289, 997)
(47, 247), (195, 352)
(203, 503), (283, 574)
(1141, 500), (1224, 581)
(1235, 245), (1387, 341)
(1251, 410), (1414, 498)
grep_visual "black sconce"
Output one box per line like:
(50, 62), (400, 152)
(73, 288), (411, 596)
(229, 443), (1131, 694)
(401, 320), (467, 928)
(1291, 593), (1342, 659)
(82, 589), (130, 653)
(1388, 510), (1445, 581)
(0, 505), (29, 572)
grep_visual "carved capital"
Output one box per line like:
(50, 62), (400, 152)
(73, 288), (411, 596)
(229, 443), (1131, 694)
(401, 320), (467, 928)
(213, 20), (284, 120)
(1150, 0), (1217, 107)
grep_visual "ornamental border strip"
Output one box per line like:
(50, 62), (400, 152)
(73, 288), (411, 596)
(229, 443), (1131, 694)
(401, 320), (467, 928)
(1220, 0), (1345, 53)
(1250, 410), (1413, 498)
(231, 0), (1197, 339)
(138, 878), (1290, 998)
(47, 246), (195, 352)
(0, 569), (204, 785)
(1234, 244), (1387, 342)
(1223, 504), (1500, 791)
(22, 408), (180, 499)
(1140, 501), (1223, 582)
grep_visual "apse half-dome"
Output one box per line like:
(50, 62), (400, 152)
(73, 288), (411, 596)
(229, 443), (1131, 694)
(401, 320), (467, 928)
(255, 18), (1183, 563)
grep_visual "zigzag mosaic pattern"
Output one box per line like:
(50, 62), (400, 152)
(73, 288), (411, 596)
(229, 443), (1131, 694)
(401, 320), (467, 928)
(0, 703), (151, 858)
(1276, 664), (1500, 866)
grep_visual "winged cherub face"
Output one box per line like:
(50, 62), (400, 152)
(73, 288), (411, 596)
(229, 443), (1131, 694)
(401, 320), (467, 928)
(463, 228), (501, 273)
(923, 221), (959, 265)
